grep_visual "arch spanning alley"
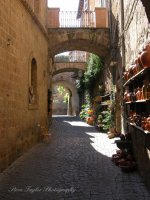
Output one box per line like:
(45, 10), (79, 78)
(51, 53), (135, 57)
(52, 80), (80, 116)
(53, 60), (86, 76)
(53, 68), (84, 76)
(48, 28), (110, 58)
(49, 28), (110, 117)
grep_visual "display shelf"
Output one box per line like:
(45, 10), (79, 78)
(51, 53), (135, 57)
(124, 65), (150, 136)
(123, 67), (150, 87)
(125, 99), (150, 104)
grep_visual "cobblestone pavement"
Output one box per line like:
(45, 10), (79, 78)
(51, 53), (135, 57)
(0, 116), (150, 200)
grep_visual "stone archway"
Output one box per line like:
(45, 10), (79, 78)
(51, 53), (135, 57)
(52, 80), (80, 116)
(48, 28), (110, 58)
(53, 62), (86, 76)
(48, 27), (110, 117)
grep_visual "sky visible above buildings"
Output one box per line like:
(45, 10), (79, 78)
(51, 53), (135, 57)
(48, 0), (79, 11)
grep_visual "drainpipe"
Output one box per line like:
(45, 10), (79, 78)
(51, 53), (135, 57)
(120, 0), (126, 134)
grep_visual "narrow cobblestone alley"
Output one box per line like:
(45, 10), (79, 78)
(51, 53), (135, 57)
(0, 116), (149, 200)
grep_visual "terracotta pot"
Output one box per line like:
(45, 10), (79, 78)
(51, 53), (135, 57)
(126, 92), (131, 102)
(144, 122), (148, 131)
(147, 116), (150, 131)
(136, 88), (142, 100)
(86, 117), (94, 125)
(147, 124), (150, 132)
(123, 71), (129, 81)
(140, 50), (150, 68)
(132, 64), (138, 75)
(119, 161), (137, 172)
(143, 42), (150, 51)
(141, 116), (147, 128)
(137, 55), (144, 70)
(128, 65), (134, 77)
(124, 89), (128, 101)
(132, 89), (137, 101)
(117, 158), (127, 166)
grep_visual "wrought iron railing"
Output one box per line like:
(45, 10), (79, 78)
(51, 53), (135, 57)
(69, 51), (88, 62)
(59, 11), (95, 28)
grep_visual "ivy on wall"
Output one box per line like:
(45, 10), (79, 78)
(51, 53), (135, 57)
(76, 54), (104, 101)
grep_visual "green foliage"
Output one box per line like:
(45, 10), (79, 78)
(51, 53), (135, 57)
(76, 54), (103, 100)
(57, 85), (66, 94)
(63, 92), (69, 103)
(101, 109), (112, 132)
(56, 85), (69, 103)
(95, 104), (102, 117)
(76, 78), (84, 94)
(97, 114), (103, 125)
(83, 54), (103, 92)
(79, 104), (90, 120)
(96, 106), (115, 132)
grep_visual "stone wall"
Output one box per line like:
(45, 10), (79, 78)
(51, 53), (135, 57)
(0, 0), (48, 171)
(110, 0), (149, 65)
(124, 0), (150, 65)
(110, 0), (150, 190)
(26, 0), (47, 27)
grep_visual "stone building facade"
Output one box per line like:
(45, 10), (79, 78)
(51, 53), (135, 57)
(0, 0), (49, 171)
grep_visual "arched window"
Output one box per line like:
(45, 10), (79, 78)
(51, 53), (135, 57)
(29, 58), (38, 106)
(31, 58), (37, 95)
(34, 0), (39, 15)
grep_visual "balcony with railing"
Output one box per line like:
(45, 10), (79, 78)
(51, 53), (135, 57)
(60, 11), (95, 27)
(47, 8), (108, 28)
